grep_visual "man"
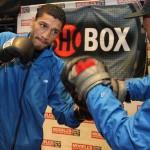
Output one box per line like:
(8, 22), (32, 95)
(0, 4), (85, 150)
(63, 0), (150, 149)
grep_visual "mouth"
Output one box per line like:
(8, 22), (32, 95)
(36, 37), (48, 45)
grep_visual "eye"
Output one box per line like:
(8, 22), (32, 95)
(40, 23), (47, 28)
(51, 29), (60, 35)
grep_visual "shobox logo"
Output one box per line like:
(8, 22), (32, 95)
(53, 24), (81, 57)
(53, 24), (130, 57)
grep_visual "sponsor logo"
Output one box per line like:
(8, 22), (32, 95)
(147, 58), (150, 66)
(147, 42), (150, 50)
(21, 7), (30, 14)
(3, 37), (15, 48)
(43, 79), (48, 84)
(117, 0), (144, 4)
(91, 131), (104, 139)
(52, 127), (80, 136)
(83, 120), (94, 124)
(137, 104), (141, 110)
(72, 143), (101, 150)
(21, 19), (32, 26)
(53, 24), (130, 57)
(44, 112), (55, 120)
(42, 139), (61, 148)
(76, 1), (105, 8)
(56, 3), (65, 8)
(100, 92), (106, 97)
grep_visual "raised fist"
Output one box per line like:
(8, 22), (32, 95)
(0, 36), (34, 65)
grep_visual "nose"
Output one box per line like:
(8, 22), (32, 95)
(42, 30), (51, 40)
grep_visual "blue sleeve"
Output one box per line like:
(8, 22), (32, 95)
(48, 56), (81, 128)
(86, 84), (150, 150)
(51, 79), (81, 128)
(125, 75), (150, 101)
(0, 32), (18, 45)
(0, 32), (28, 46)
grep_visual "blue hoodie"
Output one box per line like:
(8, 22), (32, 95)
(0, 32), (80, 150)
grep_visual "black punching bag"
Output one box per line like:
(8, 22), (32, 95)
(0, 0), (21, 15)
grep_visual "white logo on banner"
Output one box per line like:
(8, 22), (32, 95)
(84, 27), (130, 52)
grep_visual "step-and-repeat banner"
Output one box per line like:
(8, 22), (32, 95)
(17, 0), (147, 149)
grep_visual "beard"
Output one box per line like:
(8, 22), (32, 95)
(34, 44), (45, 51)
(29, 33), (50, 51)
(33, 38), (50, 51)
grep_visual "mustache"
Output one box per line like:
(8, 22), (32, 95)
(36, 37), (49, 45)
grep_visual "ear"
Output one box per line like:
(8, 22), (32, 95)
(30, 17), (35, 27)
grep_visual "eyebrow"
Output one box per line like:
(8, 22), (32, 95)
(40, 21), (61, 32)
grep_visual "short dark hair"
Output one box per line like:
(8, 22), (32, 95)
(35, 4), (66, 28)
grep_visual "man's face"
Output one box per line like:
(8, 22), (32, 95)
(143, 16), (150, 41)
(30, 13), (63, 51)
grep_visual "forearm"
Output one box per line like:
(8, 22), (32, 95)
(86, 84), (150, 149)
(50, 80), (81, 128)
(125, 75), (150, 101)
(86, 84), (127, 147)
(52, 102), (81, 128)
